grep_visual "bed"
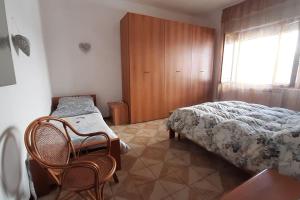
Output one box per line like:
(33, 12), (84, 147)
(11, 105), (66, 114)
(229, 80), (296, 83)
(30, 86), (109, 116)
(51, 95), (129, 170)
(167, 101), (300, 179)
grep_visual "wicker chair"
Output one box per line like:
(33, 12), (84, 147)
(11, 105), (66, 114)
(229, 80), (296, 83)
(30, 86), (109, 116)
(24, 116), (117, 200)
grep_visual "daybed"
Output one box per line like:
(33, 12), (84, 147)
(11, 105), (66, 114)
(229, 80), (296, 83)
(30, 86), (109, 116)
(51, 95), (129, 169)
(167, 101), (300, 178)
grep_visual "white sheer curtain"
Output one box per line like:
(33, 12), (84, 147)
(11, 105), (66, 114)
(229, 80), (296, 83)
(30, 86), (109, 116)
(221, 22), (299, 86)
(218, 0), (300, 110)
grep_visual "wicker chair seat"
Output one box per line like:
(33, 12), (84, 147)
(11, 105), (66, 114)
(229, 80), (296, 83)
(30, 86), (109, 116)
(62, 154), (116, 190)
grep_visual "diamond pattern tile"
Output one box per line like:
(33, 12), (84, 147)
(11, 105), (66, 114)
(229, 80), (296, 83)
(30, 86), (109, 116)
(40, 119), (250, 200)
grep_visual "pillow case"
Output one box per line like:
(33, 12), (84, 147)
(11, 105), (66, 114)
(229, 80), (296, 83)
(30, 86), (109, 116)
(52, 96), (98, 118)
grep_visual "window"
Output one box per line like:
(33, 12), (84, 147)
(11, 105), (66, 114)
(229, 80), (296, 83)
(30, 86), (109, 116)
(221, 22), (300, 87)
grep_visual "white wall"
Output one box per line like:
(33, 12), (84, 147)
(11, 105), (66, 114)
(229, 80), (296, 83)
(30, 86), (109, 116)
(0, 0), (52, 199)
(40, 0), (213, 117)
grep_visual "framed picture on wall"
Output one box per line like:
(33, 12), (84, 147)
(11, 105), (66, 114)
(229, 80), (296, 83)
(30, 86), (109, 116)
(0, 0), (16, 87)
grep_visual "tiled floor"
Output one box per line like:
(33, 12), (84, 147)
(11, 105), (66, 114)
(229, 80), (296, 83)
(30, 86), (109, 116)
(106, 119), (250, 200)
(41, 119), (250, 200)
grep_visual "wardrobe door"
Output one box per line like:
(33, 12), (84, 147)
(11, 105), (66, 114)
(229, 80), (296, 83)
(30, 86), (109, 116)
(120, 15), (130, 109)
(129, 13), (166, 123)
(165, 20), (193, 112)
(191, 26), (215, 105)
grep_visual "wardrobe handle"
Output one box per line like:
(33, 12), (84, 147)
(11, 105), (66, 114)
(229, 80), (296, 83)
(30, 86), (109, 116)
(176, 70), (181, 72)
(200, 70), (205, 73)
(144, 71), (150, 74)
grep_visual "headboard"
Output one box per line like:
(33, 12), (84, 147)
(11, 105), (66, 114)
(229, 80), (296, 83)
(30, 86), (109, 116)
(51, 94), (97, 112)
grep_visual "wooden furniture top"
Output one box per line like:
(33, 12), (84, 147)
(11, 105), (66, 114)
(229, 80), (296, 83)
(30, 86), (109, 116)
(221, 169), (300, 200)
(51, 94), (97, 112)
(108, 101), (126, 107)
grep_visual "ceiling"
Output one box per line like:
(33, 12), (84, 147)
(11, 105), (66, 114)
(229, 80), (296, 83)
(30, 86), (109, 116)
(125, 0), (242, 16)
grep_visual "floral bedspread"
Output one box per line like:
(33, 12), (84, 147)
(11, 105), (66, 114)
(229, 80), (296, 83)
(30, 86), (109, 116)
(167, 101), (300, 178)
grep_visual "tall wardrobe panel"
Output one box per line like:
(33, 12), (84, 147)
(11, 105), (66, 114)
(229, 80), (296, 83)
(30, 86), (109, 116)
(120, 16), (130, 108)
(190, 27), (215, 105)
(122, 13), (166, 123)
(165, 21), (193, 112)
(121, 12), (215, 123)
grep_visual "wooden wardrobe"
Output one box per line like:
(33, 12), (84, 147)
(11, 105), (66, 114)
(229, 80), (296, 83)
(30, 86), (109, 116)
(121, 13), (215, 123)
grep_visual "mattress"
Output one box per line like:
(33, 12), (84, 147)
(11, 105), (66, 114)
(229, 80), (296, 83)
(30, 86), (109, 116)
(65, 111), (129, 153)
(167, 101), (300, 178)
(52, 107), (129, 154)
